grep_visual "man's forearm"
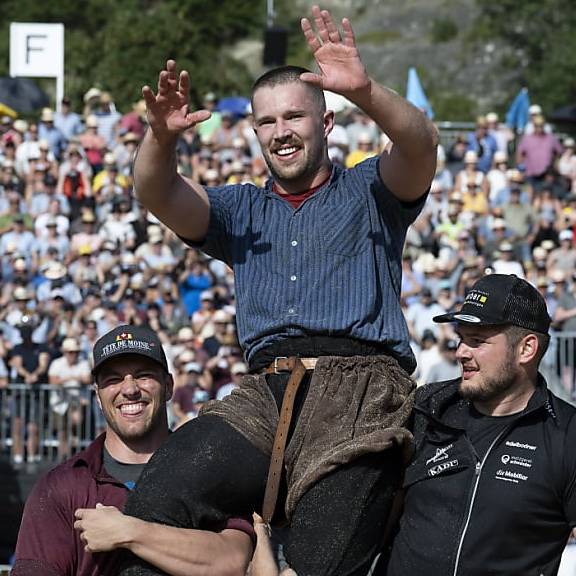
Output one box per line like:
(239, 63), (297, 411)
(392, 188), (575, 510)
(352, 79), (437, 160)
(133, 129), (210, 241)
(133, 129), (179, 209)
(125, 518), (252, 576)
(348, 78), (437, 201)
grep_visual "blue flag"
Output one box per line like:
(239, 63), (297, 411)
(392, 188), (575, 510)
(505, 87), (530, 131)
(406, 67), (434, 119)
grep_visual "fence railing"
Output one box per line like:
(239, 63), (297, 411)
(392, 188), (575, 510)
(1, 333), (575, 464)
(0, 384), (101, 464)
(540, 331), (576, 404)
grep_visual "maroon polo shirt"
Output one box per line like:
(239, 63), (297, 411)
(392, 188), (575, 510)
(12, 434), (254, 576)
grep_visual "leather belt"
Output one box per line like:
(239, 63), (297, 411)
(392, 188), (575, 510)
(264, 356), (318, 374)
(262, 356), (315, 524)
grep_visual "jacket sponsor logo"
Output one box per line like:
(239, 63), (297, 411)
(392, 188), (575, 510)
(426, 444), (453, 465)
(495, 469), (528, 483)
(501, 454), (532, 468)
(428, 459), (459, 477)
(505, 441), (536, 451)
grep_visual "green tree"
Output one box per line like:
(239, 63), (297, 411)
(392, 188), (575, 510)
(0, 0), (266, 113)
(474, 0), (576, 112)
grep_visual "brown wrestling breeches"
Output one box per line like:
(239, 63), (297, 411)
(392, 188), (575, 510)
(121, 354), (415, 576)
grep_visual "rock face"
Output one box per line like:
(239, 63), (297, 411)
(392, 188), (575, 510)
(292, 0), (516, 117)
(231, 0), (517, 118)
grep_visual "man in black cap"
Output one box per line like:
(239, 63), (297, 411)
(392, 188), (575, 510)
(380, 274), (576, 576)
(13, 325), (254, 576)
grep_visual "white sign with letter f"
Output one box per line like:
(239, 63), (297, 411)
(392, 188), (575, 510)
(10, 23), (65, 107)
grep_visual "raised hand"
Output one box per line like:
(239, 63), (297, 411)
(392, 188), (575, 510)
(142, 60), (211, 142)
(300, 5), (370, 98)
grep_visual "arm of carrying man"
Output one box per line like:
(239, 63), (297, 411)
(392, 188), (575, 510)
(134, 60), (212, 242)
(300, 5), (438, 202)
(74, 504), (253, 576)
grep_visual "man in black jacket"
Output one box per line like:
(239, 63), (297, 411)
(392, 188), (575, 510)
(383, 273), (576, 576)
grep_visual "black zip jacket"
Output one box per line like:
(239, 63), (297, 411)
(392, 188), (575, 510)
(386, 376), (576, 576)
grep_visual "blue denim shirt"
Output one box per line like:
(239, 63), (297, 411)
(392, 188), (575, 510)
(186, 156), (425, 371)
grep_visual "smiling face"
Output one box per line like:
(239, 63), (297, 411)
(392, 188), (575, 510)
(95, 355), (173, 447)
(455, 324), (520, 404)
(252, 81), (333, 193)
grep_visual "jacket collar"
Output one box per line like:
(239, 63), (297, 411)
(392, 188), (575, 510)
(415, 373), (558, 431)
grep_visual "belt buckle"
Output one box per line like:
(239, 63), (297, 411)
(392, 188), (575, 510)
(274, 356), (288, 374)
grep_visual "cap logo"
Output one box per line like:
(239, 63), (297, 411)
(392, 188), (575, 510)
(116, 332), (133, 341)
(464, 290), (489, 308)
(453, 314), (481, 323)
(100, 338), (153, 360)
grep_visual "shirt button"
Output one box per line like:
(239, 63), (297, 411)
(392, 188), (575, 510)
(290, 275), (297, 281)
(288, 308), (295, 314)
(291, 240), (298, 247)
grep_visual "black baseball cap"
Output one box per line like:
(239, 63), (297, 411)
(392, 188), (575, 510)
(433, 274), (551, 334)
(92, 324), (168, 375)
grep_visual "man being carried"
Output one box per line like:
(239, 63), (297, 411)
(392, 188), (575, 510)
(123, 5), (437, 575)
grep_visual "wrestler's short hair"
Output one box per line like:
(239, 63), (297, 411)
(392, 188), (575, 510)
(251, 65), (326, 114)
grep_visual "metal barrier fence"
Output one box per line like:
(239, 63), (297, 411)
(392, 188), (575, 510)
(0, 384), (101, 464)
(541, 332), (576, 404)
(0, 334), (575, 464)
(436, 121), (475, 150)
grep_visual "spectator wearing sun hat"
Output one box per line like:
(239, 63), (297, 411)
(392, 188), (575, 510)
(48, 336), (92, 460)
(79, 115), (107, 174)
(196, 92), (221, 143)
(38, 108), (66, 160)
(559, 137), (576, 193)
(94, 92), (121, 148)
(92, 152), (129, 200)
(492, 241), (525, 278)
(547, 229), (576, 275)
(191, 289), (216, 337)
(67, 209), (101, 256)
(466, 116), (498, 174)
(54, 96), (84, 142)
(29, 167), (71, 218)
(216, 361), (247, 400)
(119, 99), (148, 140)
(178, 253), (213, 317)
(114, 131), (141, 177)
(1, 213), (35, 260)
(98, 197), (136, 249)
(36, 261), (82, 305)
(455, 150), (489, 195)
(485, 111), (513, 154)
(517, 114), (563, 185)
(345, 132), (378, 168)
(34, 215), (70, 263)
(486, 150), (510, 205)
(171, 361), (210, 427)
(3, 286), (35, 330)
(524, 104), (553, 135)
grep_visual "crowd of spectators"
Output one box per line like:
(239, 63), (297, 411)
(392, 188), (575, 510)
(0, 87), (575, 464)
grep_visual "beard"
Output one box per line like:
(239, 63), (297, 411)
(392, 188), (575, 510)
(459, 360), (518, 403)
(260, 133), (327, 190)
(100, 387), (167, 443)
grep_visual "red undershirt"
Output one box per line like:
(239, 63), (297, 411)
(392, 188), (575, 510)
(272, 174), (331, 209)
